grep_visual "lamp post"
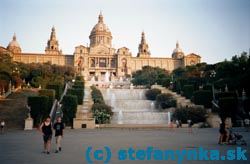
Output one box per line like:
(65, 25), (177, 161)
(210, 70), (216, 100)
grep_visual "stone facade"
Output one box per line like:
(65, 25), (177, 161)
(3, 13), (201, 80)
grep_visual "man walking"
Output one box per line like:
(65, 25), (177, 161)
(53, 117), (64, 153)
(1, 120), (5, 133)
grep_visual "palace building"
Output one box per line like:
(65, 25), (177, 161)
(2, 13), (201, 80)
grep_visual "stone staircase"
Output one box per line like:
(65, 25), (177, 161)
(73, 86), (95, 129)
(151, 85), (199, 108)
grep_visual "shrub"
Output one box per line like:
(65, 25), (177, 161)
(193, 90), (213, 108)
(90, 86), (113, 124)
(92, 103), (113, 124)
(216, 91), (237, 99)
(91, 86), (105, 104)
(74, 80), (84, 88)
(155, 93), (176, 109)
(203, 84), (212, 91)
(75, 76), (84, 81)
(62, 95), (78, 126)
(173, 106), (207, 123)
(183, 85), (194, 99)
(67, 88), (84, 105)
(157, 77), (171, 87)
(46, 83), (63, 100)
(28, 96), (49, 126)
(218, 97), (237, 122)
(38, 89), (55, 111)
(145, 88), (162, 100)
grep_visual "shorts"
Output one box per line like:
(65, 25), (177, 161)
(43, 135), (52, 142)
(219, 128), (227, 134)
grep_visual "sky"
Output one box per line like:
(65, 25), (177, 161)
(0, 0), (249, 64)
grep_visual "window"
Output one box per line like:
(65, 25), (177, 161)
(90, 58), (95, 67)
(99, 58), (107, 67)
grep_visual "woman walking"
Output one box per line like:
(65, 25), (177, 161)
(40, 117), (53, 154)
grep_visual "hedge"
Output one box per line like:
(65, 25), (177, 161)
(173, 106), (207, 123)
(155, 93), (176, 109)
(218, 97), (237, 122)
(75, 76), (84, 81)
(28, 96), (49, 126)
(38, 89), (55, 111)
(67, 88), (84, 105)
(183, 85), (194, 99)
(91, 86), (105, 104)
(145, 88), (162, 100)
(90, 86), (113, 123)
(193, 90), (213, 108)
(216, 91), (237, 100)
(46, 83), (63, 100)
(74, 80), (84, 88)
(62, 95), (78, 126)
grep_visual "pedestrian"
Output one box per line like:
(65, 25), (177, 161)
(187, 119), (193, 133)
(175, 120), (180, 128)
(244, 119), (249, 126)
(53, 117), (64, 153)
(179, 120), (182, 128)
(40, 117), (53, 154)
(1, 120), (5, 133)
(218, 122), (229, 144)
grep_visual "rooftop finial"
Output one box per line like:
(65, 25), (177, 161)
(98, 11), (103, 23)
(13, 33), (16, 41)
(52, 26), (55, 32)
(141, 31), (146, 43)
(176, 40), (179, 48)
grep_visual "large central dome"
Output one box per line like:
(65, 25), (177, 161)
(89, 13), (112, 48)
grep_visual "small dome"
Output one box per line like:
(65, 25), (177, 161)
(172, 41), (184, 59)
(172, 41), (183, 54)
(8, 34), (21, 48)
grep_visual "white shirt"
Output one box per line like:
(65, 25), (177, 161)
(1, 121), (5, 126)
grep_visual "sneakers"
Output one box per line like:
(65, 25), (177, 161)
(55, 148), (61, 153)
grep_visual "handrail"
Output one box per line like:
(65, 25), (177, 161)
(49, 82), (71, 123)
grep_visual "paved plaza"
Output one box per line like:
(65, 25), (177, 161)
(0, 128), (249, 164)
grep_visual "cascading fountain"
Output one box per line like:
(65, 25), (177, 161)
(105, 72), (110, 82)
(101, 88), (170, 124)
(118, 110), (123, 124)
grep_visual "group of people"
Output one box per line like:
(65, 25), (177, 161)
(39, 116), (64, 154)
(168, 119), (194, 133)
(218, 121), (247, 145)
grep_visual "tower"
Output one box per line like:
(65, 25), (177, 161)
(45, 26), (62, 55)
(137, 32), (150, 58)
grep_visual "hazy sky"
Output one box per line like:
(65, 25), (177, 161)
(0, 0), (249, 64)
